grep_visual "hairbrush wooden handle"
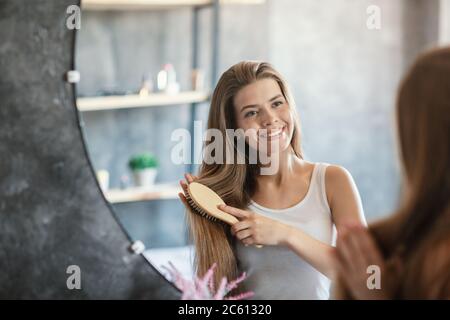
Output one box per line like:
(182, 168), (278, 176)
(187, 182), (263, 248)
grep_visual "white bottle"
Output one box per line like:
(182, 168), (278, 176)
(157, 67), (168, 91)
(164, 64), (180, 94)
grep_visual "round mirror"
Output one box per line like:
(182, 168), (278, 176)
(74, 0), (447, 300)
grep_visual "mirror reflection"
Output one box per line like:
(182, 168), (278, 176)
(75, 0), (450, 299)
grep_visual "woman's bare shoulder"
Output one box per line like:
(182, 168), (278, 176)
(324, 164), (352, 182)
(323, 164), (357, 201)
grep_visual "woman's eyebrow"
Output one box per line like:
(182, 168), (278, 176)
(269, 94), (283, 102)
(240, 94), (283, 113)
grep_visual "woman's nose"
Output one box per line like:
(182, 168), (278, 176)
(260, 108), (280, 127)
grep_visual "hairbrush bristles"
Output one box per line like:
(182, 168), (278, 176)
(186, 192), (220, 223)
(185, 182), (263, 248)
(185, 182), (238, 226)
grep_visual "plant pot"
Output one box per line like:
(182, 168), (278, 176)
(132, 168), (157, 187)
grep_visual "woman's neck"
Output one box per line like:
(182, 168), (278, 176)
(255, 146), (305, 187)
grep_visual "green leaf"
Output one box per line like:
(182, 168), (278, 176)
(128, 153), (159, 170)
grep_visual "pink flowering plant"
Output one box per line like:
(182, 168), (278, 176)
(163, 262), (254, 300)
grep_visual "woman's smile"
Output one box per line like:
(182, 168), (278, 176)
(259, 125), (287, 139)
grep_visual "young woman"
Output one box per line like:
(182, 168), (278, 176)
(179, 61), (366, 299)
(334, 47), (450, 299)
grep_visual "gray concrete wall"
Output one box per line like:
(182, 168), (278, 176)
(0, 0), (178, 299)
(402, 0), (441, 68)
(269, 0), (441, 220)
(270, 0), (399, 219)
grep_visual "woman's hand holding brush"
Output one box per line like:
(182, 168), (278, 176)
(178, 173), (199, 209)
(178, 173), (266, 248)
(218, 204), (292, 247)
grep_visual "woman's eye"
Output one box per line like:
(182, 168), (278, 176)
(245, 111), (257, 118)
(272, 101), (283, 108)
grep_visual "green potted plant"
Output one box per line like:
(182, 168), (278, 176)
(128, 153), (159, 187)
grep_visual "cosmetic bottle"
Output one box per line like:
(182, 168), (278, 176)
(157, 66), (168, 91)
(158, 64), (180, 94)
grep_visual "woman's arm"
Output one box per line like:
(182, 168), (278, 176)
(284, 165), (367, 277)
(219, 204), (337, 277)
(283, 224), (336, 278)
(325, 165), (367, 229)
(219, 165), (366, 279)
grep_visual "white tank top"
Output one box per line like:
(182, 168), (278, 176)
(235, 163), (336, 300)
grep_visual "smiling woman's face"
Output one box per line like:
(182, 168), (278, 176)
(233, 78), (294, 155)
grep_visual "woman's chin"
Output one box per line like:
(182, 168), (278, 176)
(260, 141), (291, 157)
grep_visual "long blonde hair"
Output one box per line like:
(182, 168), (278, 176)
(186, 61), (304, 288)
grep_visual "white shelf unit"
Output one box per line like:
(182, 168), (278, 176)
(104, 183), (182, 204)
(82, 0), (265, 11)
(77, 91), (210, 112)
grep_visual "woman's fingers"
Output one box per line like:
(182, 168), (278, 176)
(352, 225), (384, 266)
(180, 173), (198, 194)
(242, 237), (255, 246)
(334, 225), (389, 299)
(218, 204), (250, 219)
(342, 225), (380, 271)
(336, 225), (384, 284)
(236, 229), (253, 241)
(184, 173), (198, 184)
(335, 243), (358, 288)
(231, 221), (252, 235)
(178, 192), (189, 208)
(179, 180), (191, 202)
(345, 226), (369, 270)
(179, 179), (188, 192)
(187, 173), (199, 181)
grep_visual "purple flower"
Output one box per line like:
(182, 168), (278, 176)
(162, 262), (254, 300)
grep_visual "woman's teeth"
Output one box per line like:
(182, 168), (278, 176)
(260, 127), (284, 138)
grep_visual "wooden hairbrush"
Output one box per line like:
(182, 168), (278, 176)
(185, 182), (262, 248)
(186, 182), (238, 225)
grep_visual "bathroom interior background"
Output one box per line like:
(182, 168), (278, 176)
(75, 0), (450, 277)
